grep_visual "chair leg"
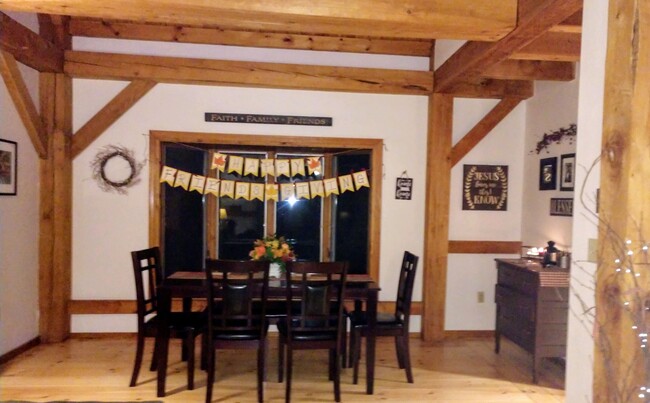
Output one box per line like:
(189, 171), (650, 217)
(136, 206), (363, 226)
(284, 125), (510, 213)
(278, 336), (285, 383)
(329, 349), (335, 381)
(129, 332), (145, 387)
(400, 333), (414, 383)
(334, 346), (341, 403)
(149, 335), (159, 371)
(352, 329), (361, 385)
(258, 340), (265, 403)
(347, 326), (356, 368)
(395, 335), (405, 369)
(285, 347), (293, 403)
(341, 323), (347, 368)
(186, 334), (195, 390)
(205, 344), (214, 403)
(200, 333), (208, 371)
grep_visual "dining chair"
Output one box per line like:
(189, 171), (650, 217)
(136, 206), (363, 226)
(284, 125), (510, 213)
(277, 261), (348, 403)
(348, 251), (419, 384)
(204, 259), (271, 403)
(129, 246), (205, 389)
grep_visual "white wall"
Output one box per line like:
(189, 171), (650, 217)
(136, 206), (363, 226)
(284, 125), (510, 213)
(565, 1), (609, 401)
(0, 12), (41, 355)
(522, 79), (579, 250)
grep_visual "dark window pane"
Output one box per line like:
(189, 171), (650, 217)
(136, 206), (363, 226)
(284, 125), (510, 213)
(276, 155), (322, 261)
(334, 153), (370, 274)
(163, 144), (205, 275)
(218, 152), (266, 260)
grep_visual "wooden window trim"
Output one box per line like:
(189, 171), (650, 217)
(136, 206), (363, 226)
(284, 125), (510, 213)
(149, 130), (383, 281)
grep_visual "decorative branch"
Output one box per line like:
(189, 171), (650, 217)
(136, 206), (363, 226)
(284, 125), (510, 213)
(532, 123), (577, 154)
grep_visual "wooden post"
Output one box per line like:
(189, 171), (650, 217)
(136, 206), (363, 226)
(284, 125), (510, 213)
(594, 0), (650, 401)
(422, 92), (453, 342)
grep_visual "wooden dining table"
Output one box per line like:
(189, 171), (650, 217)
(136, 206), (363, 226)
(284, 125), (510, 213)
(155, 271), (380, 397)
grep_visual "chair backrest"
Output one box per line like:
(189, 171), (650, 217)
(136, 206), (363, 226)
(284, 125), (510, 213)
(205, 259), (270, 338)
(284, 261), (348, 337)
(131, 247), (163, 320)
(395, 251), (419, 325)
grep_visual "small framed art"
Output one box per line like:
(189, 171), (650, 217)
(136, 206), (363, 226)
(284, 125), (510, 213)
(0, 139), (17, 196)
(560, 153), (576, 191)
(539, 157), (557, 191)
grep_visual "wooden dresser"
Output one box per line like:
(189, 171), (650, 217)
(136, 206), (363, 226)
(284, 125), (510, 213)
(494, 258), (570, 383)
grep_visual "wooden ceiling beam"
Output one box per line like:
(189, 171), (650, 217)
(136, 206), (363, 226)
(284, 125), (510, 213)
(434, 0), (582, 92)
(510, 31), (581, 62)
(482, 60), (575, 81)
(438, 77), (533, 99)
(64, 51), (433, 95)
(550, 9), (583, 33)
(0, 0), (517, 41)
(71, 80), (156, 158)
(0, 50), (47, 158)
(0, 12), (63, 72)
(451, 97), (522, 166)
(69, 18), (433, 57)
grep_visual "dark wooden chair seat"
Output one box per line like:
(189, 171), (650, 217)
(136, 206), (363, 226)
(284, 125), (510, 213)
(348, 251), (418, 385)
(204, 259), (270, 403)
(277, 261), (348, 403)
(129, 246), (205, 390)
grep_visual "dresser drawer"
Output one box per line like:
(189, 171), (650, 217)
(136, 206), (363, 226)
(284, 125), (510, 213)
(497, 263), (538, 295)
(495, 284), (535, 321)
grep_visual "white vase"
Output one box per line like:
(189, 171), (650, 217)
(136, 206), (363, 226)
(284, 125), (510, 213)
(270, 262), (281, 278)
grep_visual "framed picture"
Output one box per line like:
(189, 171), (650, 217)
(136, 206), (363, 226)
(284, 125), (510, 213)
(0, 139), (17, 196)
(539, 157), (557, 191)
(560, 153), (576, 191)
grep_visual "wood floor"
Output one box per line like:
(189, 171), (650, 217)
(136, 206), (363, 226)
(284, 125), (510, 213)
(0, 335), (564, 402)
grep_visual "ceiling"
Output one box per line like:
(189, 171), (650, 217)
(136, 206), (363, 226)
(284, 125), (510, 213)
(0, 0), (583, 97)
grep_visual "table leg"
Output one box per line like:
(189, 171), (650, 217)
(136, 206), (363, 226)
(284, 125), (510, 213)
(156, 287), (171, 397)
(366, 289), (378, 394)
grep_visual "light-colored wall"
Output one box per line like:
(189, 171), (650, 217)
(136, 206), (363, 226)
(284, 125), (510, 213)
(0, 12), (41, 355)
(522, 79), (579, 250)
(70, 38), (529, 333)
(565, 1), (608, 401)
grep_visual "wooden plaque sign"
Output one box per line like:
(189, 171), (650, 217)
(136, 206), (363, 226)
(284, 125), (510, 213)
(463, 164), (508, 211)
(550, 198), (573, 216)
(395, 177), (413, 200)
(205, 113), (332, 126)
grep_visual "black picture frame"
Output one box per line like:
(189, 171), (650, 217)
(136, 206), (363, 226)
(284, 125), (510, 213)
(539, 157), (557, 191)
(560, 153), (576, 191)
(0, 139), (17, 196)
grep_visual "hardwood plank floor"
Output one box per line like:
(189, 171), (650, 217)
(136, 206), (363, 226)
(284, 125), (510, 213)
(0, 335), (564, 402)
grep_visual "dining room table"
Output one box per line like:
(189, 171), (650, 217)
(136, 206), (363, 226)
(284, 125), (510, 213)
(155, 270), (380, 397)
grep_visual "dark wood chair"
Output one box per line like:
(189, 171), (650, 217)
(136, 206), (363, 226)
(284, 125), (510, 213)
(348, 251), (418, 384)
(278, 261), (348, 403)
(204, 259), (271, 403)
(129, 246), (205, 389)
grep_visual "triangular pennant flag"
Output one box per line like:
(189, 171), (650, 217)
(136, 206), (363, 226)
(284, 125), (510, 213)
(235, 182), (250, 200)
(220, 180), (235, 198)
(275, 159), (290, 178)
(353, 170), (370, 189)
(295, 182), (311, 199)
(260, 159), (275, 177)
(250, 183), (265, 201)
(160, 166), (177, 186)
(265, 184), (279, 201)
(228, 155), (244, 175)
(323, 178), (339, 196)
(306, 157), (322, 175)
(309, 180), (325, 198)
(174, 170), (191, 190)
(189, 175), (206, 193)
(204, 178), (220, 196)
(211, 152), (227, 172)
(338, 175), (355, 193)
(280, 183), (296, 201)
(244, 158), (260, 176)
(291, 158), (306, 177)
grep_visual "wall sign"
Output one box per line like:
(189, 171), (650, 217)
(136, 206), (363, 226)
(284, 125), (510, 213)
(462, 165), (508, 211)
(395, 177), (413, 200)
(205, 113), (332, 126)
(539, 157), (557, 191)
(550, 198), (573, 216)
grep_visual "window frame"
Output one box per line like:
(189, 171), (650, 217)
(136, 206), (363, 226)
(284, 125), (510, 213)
(149, 130), (383, 281)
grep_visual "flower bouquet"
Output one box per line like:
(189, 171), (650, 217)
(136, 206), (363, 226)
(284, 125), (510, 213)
(249, 234), (296, 277)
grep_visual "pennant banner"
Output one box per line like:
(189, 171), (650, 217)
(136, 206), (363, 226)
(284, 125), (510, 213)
(160, 163), (370, 201)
